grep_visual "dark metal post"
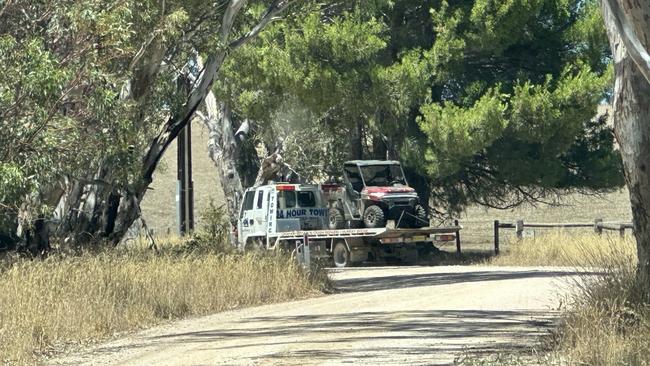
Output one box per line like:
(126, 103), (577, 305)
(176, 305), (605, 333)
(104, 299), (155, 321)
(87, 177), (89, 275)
(177, 126), (186, 235)
(494, 220), (500, 255)
(454, 219), (461, 254)
(186, 120), (194, 232)
(177, 121), (194, 235)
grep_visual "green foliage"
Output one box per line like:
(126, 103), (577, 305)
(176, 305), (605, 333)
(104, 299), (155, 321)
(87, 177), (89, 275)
(418, 89), (507, 176)
(219, 0), (622, 213)
(0, 0), (291, 239)
(194, 199), (232, 253)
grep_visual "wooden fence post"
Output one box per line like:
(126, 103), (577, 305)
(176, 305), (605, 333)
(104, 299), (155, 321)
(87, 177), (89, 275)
(494, 220), (500, 255)
(454, 219), (461, 254)
(516, 220), (524, 239)
(619, 224), (626, 238)
(594, 218), (603, 235)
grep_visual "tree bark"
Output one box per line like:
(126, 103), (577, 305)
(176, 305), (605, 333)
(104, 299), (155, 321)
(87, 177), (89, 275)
(349, 120), (364, 160)
(202, 96), (246, 230)
(601, 0), (650, 274)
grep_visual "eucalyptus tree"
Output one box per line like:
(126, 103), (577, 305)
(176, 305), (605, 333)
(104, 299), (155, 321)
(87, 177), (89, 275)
(600, 0), (650, 277)
(0, 0), (294, 250)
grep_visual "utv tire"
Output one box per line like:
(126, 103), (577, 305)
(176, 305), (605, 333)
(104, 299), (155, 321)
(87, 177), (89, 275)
(332, 241), (350, 268)
(414, 204), (428, 227)
(328, 208), (345, 230)
(363, 205), (386, 228)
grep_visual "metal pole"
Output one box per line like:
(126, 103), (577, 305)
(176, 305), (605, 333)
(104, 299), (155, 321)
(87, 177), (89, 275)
(454, 219), (461, 254)
(177, 126), (186, 235)
(186, 120), (194, 232)
(494, 220), (500, 255)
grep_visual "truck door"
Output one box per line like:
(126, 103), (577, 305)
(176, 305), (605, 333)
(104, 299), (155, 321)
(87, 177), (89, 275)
(250, 187), (269, 236)
(238, 190), (256, 245)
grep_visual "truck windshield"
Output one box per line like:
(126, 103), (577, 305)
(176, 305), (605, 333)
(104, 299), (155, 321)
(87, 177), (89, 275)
(359, 164), (406, 187)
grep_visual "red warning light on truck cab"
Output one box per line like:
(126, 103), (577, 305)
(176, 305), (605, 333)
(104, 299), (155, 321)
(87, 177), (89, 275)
(276, 185), (296, 191)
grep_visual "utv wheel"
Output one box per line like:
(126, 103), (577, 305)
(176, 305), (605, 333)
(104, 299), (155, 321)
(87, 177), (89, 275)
(328, 209), (345, 230)
(332, 241), (350, 268)
(363, 205), (386, 228)
(414, 204), (428, 227)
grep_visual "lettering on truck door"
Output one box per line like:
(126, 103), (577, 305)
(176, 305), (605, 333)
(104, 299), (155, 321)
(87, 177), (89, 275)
(267, 188), (277, 237)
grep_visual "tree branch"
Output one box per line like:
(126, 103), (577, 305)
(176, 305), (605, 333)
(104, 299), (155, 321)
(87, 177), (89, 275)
(229, 0), (294, 50)
(602, 0), (650, 84)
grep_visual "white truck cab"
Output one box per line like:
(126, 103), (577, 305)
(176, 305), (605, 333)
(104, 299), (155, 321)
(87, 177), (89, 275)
(237, 183), (328, 250)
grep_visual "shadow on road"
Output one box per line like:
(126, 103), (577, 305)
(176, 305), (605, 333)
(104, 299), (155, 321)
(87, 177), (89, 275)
(333, 269), (595, 293)
(148, 309), (557, 362)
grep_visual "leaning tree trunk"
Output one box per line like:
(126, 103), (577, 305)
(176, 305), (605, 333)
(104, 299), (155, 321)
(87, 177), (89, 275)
(601, 0), (650, 275)
(202, 95), (247, 229)
(41, 1), (292, 247)
(200, 93), (302, 236)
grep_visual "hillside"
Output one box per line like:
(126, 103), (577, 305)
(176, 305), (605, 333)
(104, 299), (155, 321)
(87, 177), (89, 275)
(140, 121), (225, 235)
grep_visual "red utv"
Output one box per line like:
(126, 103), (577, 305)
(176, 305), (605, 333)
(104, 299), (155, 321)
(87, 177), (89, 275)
(325, 160), (428, 229)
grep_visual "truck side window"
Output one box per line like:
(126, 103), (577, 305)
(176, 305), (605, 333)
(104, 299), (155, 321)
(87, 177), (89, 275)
(256, 190), (264, 209)
(278, 191), (296, 208)
(297, 191), (315, 207)
(241, 191), (255, 217)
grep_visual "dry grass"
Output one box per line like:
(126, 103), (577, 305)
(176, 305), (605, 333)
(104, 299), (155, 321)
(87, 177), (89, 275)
(553, 239), (650, 366)
(488, 231), (636, 267)
(475, 231), (650, 365)
(0, 247), (328, 365)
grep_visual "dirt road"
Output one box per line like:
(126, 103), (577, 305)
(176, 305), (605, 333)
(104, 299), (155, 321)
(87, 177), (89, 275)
(49, 266), (584, 365)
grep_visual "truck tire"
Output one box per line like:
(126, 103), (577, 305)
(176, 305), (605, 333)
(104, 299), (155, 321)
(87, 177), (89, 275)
(244, 237), (264, 252)
(328, 208), (345, 230)
(332, 241), (350, 267)
(363, 205), (386, 228)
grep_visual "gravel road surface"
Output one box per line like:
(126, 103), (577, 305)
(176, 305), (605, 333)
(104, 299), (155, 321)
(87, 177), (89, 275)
(49, 265), (584, 365)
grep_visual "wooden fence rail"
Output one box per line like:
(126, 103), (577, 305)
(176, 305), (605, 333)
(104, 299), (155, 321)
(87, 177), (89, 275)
(493, 218), (634, 255)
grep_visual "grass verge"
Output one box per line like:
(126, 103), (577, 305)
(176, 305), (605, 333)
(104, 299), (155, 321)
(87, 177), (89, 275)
(488, 231), (637, 267)
(0, 246), (329, 365)
(553, 239), (650, 365)
(466, 232), (649, 365)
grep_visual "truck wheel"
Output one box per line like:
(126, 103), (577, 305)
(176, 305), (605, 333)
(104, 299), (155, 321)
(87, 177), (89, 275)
(332, 241), (350, 267)
(363, 205), (386, 228)
(414, 204), (428, 227)
(244, 237), (264, 252)
(328, 209), (345, 230)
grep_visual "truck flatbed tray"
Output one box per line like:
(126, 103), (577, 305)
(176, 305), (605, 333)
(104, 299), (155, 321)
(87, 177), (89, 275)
(272, 226), (461, 240)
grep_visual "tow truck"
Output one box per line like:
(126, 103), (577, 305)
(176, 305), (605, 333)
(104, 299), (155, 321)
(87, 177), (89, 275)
(237, 182), (460, 267)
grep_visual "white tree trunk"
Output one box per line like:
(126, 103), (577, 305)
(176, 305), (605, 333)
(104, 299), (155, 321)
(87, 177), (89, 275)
(601, 0), (650, 274)
(201, 95), (246, 229)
